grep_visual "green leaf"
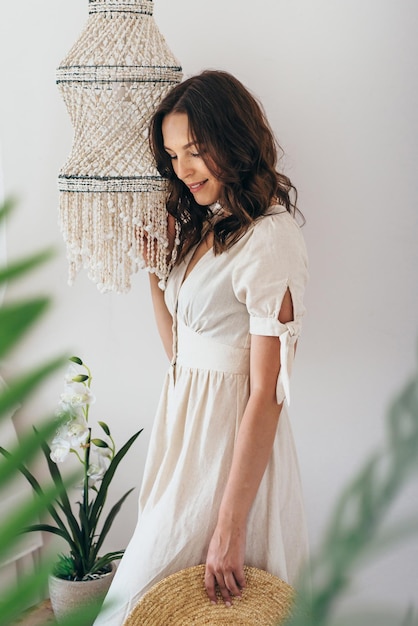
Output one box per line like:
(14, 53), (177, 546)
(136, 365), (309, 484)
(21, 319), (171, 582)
(283, 363), (418, 626)
(0, 470), (79, 564)
(92, 488), (135, 558)
(0, 298), (50, 359)
(0, 563), (105, 626)
(90, 551), (124, 574)
(349, 515), (418, 568)
(0, 355), (68, 419)
(77, 500), (92, 568)
(0, 445), (79, 554)
(0, 248), (55, 287)
(52, 554), (77, 579)
(36, 430), (84, 550)
(98, 421), (111, 436)
(47, 601), (105, 626)
(72, 374), (89, 382)
(89, 430), (142, 531)
(22, 523), (79, 554)
(0, 197), (15, 224)
(91, 438), (109, 448)
(0, 558), (53, 626)
(0, 199), (89, 623)
(36, 429), (73, 515)
(0, 444), (47, 496)
(0, 418), (58, 489)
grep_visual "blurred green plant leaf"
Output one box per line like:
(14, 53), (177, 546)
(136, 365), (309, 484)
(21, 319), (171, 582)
(0, 418), (58, 488)
(0, 465), (80, 563)
(0, 198), (80, 622)
(0, 559), (54, 626)
(0, 298), (50, 358)
(0, 553), (104, 626)
(283, 358), (418, 626)
(0, 355), (68, 419)
(0, 196), (15, 223)
(0, 248), (55, 287)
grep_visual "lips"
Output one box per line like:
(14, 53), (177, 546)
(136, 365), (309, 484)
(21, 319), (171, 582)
(188, 180), (208, 193)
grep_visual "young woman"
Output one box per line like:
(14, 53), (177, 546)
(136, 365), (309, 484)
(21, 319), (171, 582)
(95, 70), (309, 624)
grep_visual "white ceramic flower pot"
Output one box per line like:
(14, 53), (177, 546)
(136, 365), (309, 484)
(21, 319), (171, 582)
(49, 562), (116, 623)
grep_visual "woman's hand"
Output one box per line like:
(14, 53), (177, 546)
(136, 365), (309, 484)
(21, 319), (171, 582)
(204, 519), (246, 606)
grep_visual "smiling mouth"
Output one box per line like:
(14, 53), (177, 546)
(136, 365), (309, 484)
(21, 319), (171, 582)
(188, 180), (207, 193)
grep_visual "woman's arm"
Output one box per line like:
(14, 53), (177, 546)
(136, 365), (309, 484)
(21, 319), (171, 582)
(146, 213), (176, 360)
(204, 289), (294, 605)
(149, 273), (173, 360)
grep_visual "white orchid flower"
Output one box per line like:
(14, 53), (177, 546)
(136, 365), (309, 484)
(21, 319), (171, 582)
(56, 402), (81, 421)
(50, 414), (89, 467)
(55, 413), (89, 444)
(50, 437), (71, 463)
(87, 451), (110, 488)
(60, 382), (96, 409)
(66, 418), (90, 447)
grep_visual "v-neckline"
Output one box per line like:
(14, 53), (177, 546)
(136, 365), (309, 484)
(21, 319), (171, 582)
(180, 241), (213, 289)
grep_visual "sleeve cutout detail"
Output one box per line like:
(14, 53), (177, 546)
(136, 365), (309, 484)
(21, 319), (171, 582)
(276, 326), (297, 406)
(250, 316), (300, 406)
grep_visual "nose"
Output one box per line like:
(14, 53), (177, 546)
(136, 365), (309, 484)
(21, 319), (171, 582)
(174, 156), (193, 181)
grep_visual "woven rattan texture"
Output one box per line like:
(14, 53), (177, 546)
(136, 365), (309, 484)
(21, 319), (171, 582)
(57, 0), (182, 292)
(124, 564), (294, 625)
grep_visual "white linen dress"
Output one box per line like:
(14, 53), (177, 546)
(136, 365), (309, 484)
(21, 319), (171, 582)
(94, 206), (309, 625)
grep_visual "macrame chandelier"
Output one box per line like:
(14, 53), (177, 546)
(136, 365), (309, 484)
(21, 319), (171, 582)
(56, 0), (182, 293)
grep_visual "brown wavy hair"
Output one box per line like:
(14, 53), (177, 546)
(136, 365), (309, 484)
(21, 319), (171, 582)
(149, 70), (299, 261)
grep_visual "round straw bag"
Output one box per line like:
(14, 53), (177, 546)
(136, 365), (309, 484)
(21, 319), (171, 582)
(123, 564), (294, 625)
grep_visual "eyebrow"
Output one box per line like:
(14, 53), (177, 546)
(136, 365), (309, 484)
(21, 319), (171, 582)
(164, 140), (198, 151)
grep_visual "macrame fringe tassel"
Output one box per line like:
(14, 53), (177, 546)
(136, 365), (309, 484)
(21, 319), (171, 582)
(60, 190), (178, 293)
(56, 0), (182, 293)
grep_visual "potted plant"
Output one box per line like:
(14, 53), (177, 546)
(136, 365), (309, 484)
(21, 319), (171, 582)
(10, 355), (142, 621)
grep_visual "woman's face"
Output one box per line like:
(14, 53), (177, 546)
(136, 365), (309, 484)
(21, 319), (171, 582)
(162, 112), (223, 206)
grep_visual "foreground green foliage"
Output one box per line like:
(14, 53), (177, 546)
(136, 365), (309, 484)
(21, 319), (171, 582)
(0, 200), (93, 625)
(8, 356), (143, 579)
(283, 351), (418, 625)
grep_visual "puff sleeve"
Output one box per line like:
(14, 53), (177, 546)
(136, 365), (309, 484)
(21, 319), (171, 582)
(232, 210), (308, 405)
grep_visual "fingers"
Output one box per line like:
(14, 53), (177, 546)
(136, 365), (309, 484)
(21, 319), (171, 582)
(232, 568), (246, 594)
(204, 569), (218, 605)
(224, 569), (245, 599)
(214, 571), (233, 607)
(204, 567), (246, 607)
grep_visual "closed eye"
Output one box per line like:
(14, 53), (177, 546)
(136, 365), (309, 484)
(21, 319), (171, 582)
(165, 151), (200, 160)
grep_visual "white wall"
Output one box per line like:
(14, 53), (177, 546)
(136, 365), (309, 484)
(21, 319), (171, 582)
(1, 0), (417, 614)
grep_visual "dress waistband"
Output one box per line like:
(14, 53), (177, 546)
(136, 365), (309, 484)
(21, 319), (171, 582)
(176, 321), (249, 375)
